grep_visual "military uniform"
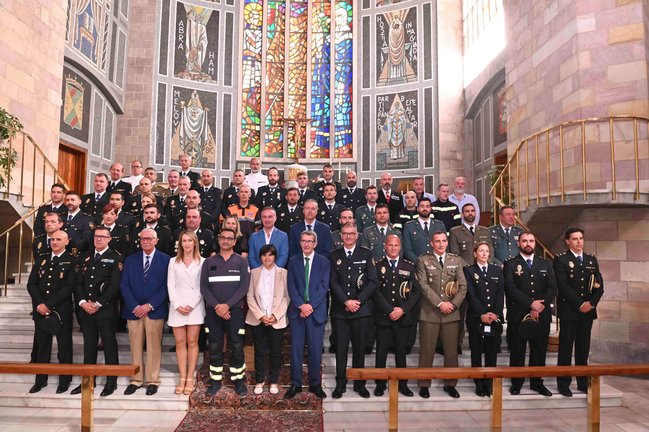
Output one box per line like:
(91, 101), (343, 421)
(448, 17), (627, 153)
(415, 252), (467, 388)
(296, 188), (318, 206)
(336, 187), (366, 212)
(554, 251), (604, 392)
(329, 246), (378, 390)
(317, 202), (343, 231)
(126, 194), (165, 218)
(130, 223), (174, 256)
(401, 218), (447, 263)
(32, 234), (57, 259)
(376, 190), (404, 223)
(331, 230), (344, 250)
(75, 248), (123, 390)
(173, 227), (217, 258)
(63, 211), (94, 256)
(80, 192), (110, 220)
(255, 185), (286, 209)
(169, 209), (217, 233)
(489, 225), (524, 265)
(275, 204), (303, 233)
(104, 224), (130, 257)
(164, 195), (188, 228)
(179, 170), (201, 190)
(27, 252), (76, 388)
(115, 210), (134, 228)
(220, 186), (256, 217)
(355, 205), (377, 233)
(312, 180), (342, 201)
(503, 254), (557, 390)
(198, 185), (223, 216)
(373, 257), (420, 390)
(360, 224), (402, 261)
(106, 180), (132, 202)
(393, 208), (418, 231)
(33, 203), (67, 237)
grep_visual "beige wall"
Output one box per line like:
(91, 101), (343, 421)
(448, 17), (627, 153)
(0, 1), (68, 162)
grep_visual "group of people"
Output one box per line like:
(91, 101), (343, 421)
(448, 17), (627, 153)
(27, 156), (604, 401)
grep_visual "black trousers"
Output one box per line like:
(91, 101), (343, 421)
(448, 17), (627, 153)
(467, 317), (499, 389)
(375, 324), (410, 387)
(557, 317), (594, 389)
(80, 313), (119, 386)
(34, 319), (73, 386)
(251, 324), (285, 384)
(457, 299), (468, 346)
(508, 320), (550, 388)
(407, 302), (421, 351)
(334, 316), (369, 388)
(205, 306), (246, 382)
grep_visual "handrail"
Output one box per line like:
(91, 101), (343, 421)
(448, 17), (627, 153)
(348, 364), (649, 432)
(0, 362), (139, 432)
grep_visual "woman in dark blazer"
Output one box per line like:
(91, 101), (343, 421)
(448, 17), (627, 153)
(463, 241), (504, 397)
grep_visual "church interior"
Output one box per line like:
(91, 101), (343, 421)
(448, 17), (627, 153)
(1, 0), (649, 430)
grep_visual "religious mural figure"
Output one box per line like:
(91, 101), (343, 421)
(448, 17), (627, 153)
(174, 3), (219, 83)
(376, 8), (417, 86)
(171, 87), (216, 168)
(376, 91), (418, 170)
(67, 0), (107, 68)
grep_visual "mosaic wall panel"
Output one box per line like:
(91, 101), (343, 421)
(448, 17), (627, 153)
(174, 1), (220, 83)
(376, 91), (418, 171)
(376, 7), (418, 87)
(170, 86), (217, 168)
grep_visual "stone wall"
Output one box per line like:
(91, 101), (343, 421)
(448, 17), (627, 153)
(0, 1), (68, 162)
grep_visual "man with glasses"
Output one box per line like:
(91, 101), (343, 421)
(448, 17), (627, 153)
(200, 228), (251, 396)
(120, 228), (171, 396)
(70, 227), (123, 397)
(122, 160), (144, 192)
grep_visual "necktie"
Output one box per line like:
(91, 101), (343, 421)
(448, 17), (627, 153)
(505, 228), (510, 238)
(300, 190), (304, 198)
(52, 256), (60, 265)
(306, 224), (312, 231)
(290, 207), (294, 214)
(52, 206), (58, 212)
(347, 250), (352, 258)
(380, 227), (385, 237)
(96, 194), (101, 201)
(205, 188), (209, 193)
(577, 256), (583, 265)
(424, 221), (429, 236)
(304, 257), (310, 302)
(111, 181), (116, 188)
(470, 226), (474, 235)
(439, 256), (444, 268)
(329, 205), (333, 210)
(482, 266), (487, 276)
(180, 197), (184, 204)
(270, 188), (275, 194)
(386, 193), (390, 203)
(181, 172), (186, 177)
(47, 238), (52, 248)
(144, 255), (151, 280)
(526, 259), (532, 269)
(390, 259), (396, 269)
(67, 214), (72, 222)
(94, 252), (101, 262)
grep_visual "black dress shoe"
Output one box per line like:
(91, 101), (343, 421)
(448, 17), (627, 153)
(309, 385), (327, 399)
(531, 384), (552, 397)
(457, 346), (463, 355)
(56, 383), (70, 394)
(374, 384), (386, 397)
(101, 384), (117, 397)
(328, 345), (336, 353)
(332, 385), (346, 399)
(419, 387), (430, 399)
(356, 387), (370, 398)
(558, 387), (573, 397)
(577, 385), (588, 393)
(124, 384), (141, 395)
(146, 384), (158, 395)
(70, 385), (82, 395)
(205, 381), (222, 397)
(398, 386), (414, 397)
(364, 347), (373, 355)
(29, 383), (46, 394)
(284, 385), (302, 399)
(435, 346), (444, 355)
(476, 387), (486, 397)
(444, 386), (460, 398)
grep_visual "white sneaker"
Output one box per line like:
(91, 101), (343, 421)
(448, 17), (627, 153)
(270, 384), (279, 395)
(254, 383), (264, 395)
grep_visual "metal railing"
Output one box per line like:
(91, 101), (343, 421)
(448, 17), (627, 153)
(1, 128), (69, 294)
(490, 115), (649, 217)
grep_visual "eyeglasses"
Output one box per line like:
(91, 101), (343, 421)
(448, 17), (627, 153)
(219, 236), (236, 241)
(94, 235), (111, 240)
(341, 232), (357, 236)
(300, 240), (315, 244)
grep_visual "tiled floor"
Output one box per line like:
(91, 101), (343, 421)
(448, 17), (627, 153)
(1, 376), (648, 431)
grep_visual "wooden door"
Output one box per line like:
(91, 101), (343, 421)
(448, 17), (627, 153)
(57, 143), (87, 194)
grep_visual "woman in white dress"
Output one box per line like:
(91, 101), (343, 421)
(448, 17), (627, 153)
(167, 230), (206, 395)
(245, 244), (289, 395)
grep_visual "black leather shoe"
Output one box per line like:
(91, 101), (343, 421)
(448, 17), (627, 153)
(374, 384), (386, 397)
(558, 387), (573, 397)
(101, 383), (117, 397)
(29, 383), (46, 394)
(124, 384), (141, 395)
(205, 381), (222, 396)
(419, 387), (430, 399)
(435, 346), (444, 355)
(577, 385), (588, 393)
(145, 384), (158, 395)
(70, 385), (82, 395)
(356, 387), (370, 398)
(364, 347), (373, 355)
(457, 346), (463, 355)
(284, 385), (302, 399)
(531, 384), (552, 397)
(309, 385), (327, 399)
(510, 386), (521, 395)
(444, 386), (460, 398)
(398, 385), (414, 397)
(485, 385), (492, 397)
(234, 381), (248, 396)
(328, 345), (336, 353)
(56, 383), (70, 394)
(332, 385), (346, 399)
(476, 387), (486, 397)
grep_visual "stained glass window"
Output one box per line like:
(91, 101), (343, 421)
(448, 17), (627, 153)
(240, 0), (353, 160)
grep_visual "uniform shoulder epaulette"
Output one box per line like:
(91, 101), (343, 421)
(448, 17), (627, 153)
(359, 245), (372, 251)
(403, 258), (415, 266)
(34, 233), (46, 240)
(403, 219), (418, 226)
(449, 225), (462, 232)
(447, 252), (459, 257)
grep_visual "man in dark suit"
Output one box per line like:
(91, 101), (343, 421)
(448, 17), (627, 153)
(198, 169), (223, 216)
(130, 204), (174, 256)
(295, 171), (318, 206)
(221, 169), (251, 216)
(27, 230), (75, 394)
(554, 227), (604, 397)
(504, 231), (557, 397)
(255, 166), (286, 209)
(289, 199), (332, 257)
(336, 170), (366, 212)
(33, 212), (64, 258)
(373, 235), (420, 397)
(173, 209), (217, 258)
(329, 222), (378, 399)
(70, 227), (123, 397)
(312, 163), (342, 201)
(106, 162), (132, 202)
(317, 183), (343, 231)
(120, 228), (171, 396)
(63, 191), (94, 256)
(127, 177), (165, 218)
(165, 176), (191, 228)
(34, 183), (67, 237)
(81, 173), (111, 220)
(109, 192), (134, 227)
(178, 153), (201, 189)
(376, 172), (403, 223)
(285, 230), (330, 399)
(275, 187), (303, 233)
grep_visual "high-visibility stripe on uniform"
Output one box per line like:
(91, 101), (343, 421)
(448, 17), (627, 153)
(208, 275), (241, 282)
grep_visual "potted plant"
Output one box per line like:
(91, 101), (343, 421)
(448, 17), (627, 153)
(0, 106), (22, 190)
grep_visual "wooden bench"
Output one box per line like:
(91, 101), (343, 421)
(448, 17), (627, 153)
(348, 364), (649, 432)
(0, 362), (139, 432)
